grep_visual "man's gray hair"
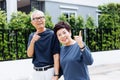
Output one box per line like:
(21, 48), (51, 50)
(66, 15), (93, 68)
(31, 10), (45, 20)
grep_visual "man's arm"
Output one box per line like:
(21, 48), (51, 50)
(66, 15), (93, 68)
(27, 39), (35, 57)
(27, 34), (40, 57)
(53, 53), (60, 79)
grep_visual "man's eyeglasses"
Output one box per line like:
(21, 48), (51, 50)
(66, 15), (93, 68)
(32, 16), (45, 21)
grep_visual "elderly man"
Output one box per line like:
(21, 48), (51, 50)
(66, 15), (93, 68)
(27, 10), (60, 80)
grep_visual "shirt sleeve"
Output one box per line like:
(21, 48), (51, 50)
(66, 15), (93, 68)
(81, 45), (94, 65)
(27, 33), (34, 47)
(52, 34), (60, 54)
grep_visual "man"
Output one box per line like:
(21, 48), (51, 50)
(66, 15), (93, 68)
(27, 10), (60, 80)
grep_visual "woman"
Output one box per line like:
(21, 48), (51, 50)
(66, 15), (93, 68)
(54, 21), (94, 80)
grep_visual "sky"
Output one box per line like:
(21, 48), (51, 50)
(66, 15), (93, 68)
(50, 0), (120, 7)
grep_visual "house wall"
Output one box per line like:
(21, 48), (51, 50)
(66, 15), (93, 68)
(4, 0), (98, 26)
(45, 1), (61, 24)
(77, 6), (98, 26)
(45, 1), (98, 26)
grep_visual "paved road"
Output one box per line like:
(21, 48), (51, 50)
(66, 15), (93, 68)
(89, 63), (120, 80)
(0, 50), (120, 80)
(59, 63), (120, 80)
(59, 50), (120, 80)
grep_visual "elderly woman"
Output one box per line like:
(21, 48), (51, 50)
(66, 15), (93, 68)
(54, 21), (94, 80)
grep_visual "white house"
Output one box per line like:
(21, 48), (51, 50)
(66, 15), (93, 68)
(0, 0), (120, 25)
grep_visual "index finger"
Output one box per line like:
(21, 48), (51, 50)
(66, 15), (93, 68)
(79, 30), (82, 37)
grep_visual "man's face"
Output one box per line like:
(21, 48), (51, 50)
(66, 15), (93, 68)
(31, 13), (45, 30)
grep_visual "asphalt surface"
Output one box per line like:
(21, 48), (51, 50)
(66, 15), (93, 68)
(0, 50), (120, 80)
(59, 63), (120, 80)
(89, 63), (120, 80)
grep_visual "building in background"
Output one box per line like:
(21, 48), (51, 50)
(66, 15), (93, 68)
(0, 0), (120, 26)
(0, 0), (6, 10)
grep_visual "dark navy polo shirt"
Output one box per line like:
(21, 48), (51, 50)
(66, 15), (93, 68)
(28, 28), (60, 67)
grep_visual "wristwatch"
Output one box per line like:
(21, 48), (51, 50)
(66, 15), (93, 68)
(54, 73), (59, 76)
(80, 45), (85, 49)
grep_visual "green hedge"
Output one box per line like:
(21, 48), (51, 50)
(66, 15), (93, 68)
(0, 3), (120, 60)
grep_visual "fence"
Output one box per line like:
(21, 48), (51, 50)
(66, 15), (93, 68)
(0, 29), (34, 61)
(0, 28), (120, 61)
(72, 28), (120, 51)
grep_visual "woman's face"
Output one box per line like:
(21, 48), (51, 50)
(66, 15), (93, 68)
(56, 28), (71, 45)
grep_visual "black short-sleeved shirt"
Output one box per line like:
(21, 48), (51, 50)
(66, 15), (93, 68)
(27, 28), (60, 67)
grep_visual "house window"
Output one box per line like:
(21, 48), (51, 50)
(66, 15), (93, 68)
(17, 0), (31, 14)
(0, 0), (6, 10)
(17, 0), (45, 13)
(61, 11), (77, 21)
(96, 9), (102, 27)
(60, 5), (78, 18)
(60, 5), (77, 19)
(31, 0), (45, 12)
(63, 12), (76, 18)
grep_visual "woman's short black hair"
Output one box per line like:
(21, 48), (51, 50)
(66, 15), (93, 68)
(54, 21), (71, 35)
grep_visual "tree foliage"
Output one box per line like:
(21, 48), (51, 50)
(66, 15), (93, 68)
(0, 3), (120, 60)
(98, 3), (120, 28)
(0, 10), (7, 29)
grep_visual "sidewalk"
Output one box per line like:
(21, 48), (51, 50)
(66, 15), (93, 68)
(89, 63), (120, 80)
(89, 50), (120, 80)
(58, 63), (120, 80)
(59, 50), (120, 80)
(0, 50), (120, 80)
